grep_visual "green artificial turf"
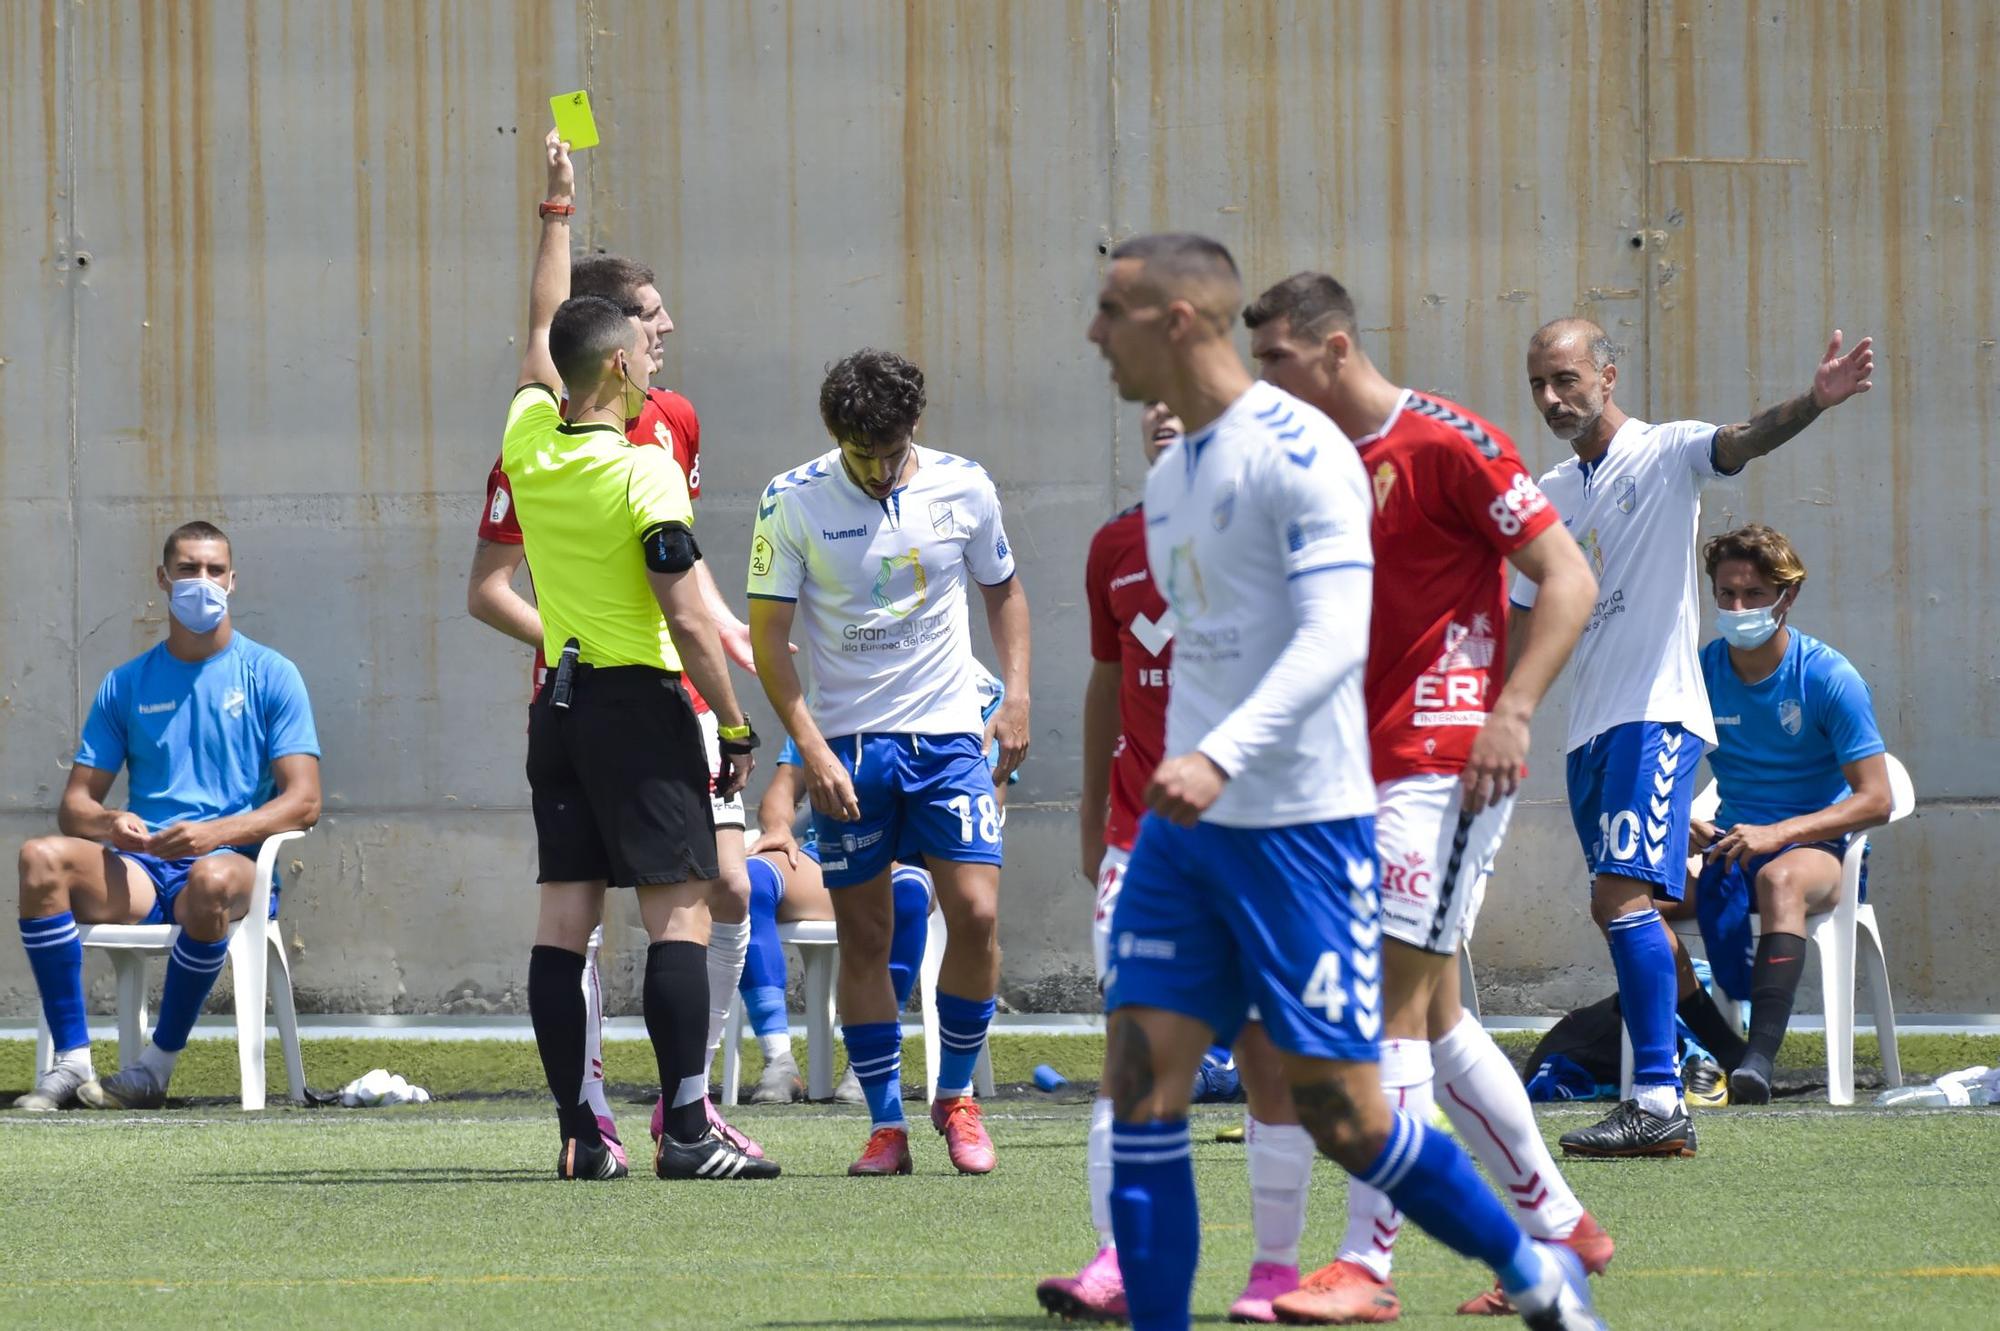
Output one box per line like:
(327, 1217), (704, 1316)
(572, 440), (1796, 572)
(5, 1030), (1997, 1103)
(2, 1093), (1997, 1329)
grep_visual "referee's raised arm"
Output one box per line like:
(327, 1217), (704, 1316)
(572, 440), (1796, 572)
(518, 130), (575, 392)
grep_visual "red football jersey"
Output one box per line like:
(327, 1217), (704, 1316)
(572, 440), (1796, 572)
(1360, 391), (1556, 782)
(478, 387), (707, 708)
(1085, 504), (1173, 852)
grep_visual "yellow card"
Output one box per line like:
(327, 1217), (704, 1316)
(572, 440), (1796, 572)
(550, 90), (600, 151)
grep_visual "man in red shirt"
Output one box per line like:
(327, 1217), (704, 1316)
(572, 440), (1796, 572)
(1245, 273), (1606, 1323)
(466, 252), (763, 1163)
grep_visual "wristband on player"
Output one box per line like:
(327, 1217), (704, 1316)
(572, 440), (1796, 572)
(538, 200), (575, 219)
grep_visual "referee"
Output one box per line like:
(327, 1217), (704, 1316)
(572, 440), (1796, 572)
(503, 130), (774, 1182)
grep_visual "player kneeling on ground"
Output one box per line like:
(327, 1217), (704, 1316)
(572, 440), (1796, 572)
(15, 522), (322, 1111)
(1661, 524), (1892, 1106)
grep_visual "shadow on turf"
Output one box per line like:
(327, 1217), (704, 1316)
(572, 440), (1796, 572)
(756, 1311), (1056, 1319)
(199, 1166), (552, 1185)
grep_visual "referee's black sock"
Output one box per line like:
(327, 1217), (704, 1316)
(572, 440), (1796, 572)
(1677, 986), (1750, 1071)
(528, 945), (600, 1145)
(645, 940), (712, 1144)
(1744, 931), (1809, 1069)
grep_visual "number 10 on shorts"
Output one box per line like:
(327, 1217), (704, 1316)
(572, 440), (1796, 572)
(947, 793), (1000, 845)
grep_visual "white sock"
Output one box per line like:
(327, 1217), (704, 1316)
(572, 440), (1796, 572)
(55, 1046), (94, 1077)
(1246, 1116), (1313, 1267)
(1087, 1095), (1116, 1248)
(138, 1042), (179, 1086)
(1432, 1011), (1585, 1240)
(759, 1032), (793, 1062)
(702, 918), (752, 1079)
(1336, 1037), (1433, 1281)
(580, 928), (614, 1121)
(1633, 1082), (1682, 1119)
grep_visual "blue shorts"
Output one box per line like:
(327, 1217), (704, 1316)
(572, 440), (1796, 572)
(1566, 720), (1701, 898)
(1694, 837), (1865, 998)
(1104, 814), (1383, 1062)
(124, 846), (273, 926)
(809, 733), (1002, 888)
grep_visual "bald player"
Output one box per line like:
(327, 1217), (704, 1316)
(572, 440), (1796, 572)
(1086, 232), (1601, 1331)
(1516, 318), (1874, 1159)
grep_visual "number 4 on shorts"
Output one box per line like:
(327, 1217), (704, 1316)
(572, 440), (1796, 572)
(1302, 951), (1347, 1021)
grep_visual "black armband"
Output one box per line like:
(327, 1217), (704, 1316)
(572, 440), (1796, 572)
(642, 522), (700, 573)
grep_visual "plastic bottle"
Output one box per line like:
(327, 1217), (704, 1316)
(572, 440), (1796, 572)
(1873, 1066), (1994, 1107)
(1033, 1063), (1068, 1092)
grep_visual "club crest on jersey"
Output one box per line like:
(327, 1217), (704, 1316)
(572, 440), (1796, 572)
(1164, 541), (1207, 615)
(1778, 698), (1803, 736)
(1614, 475), (1637, 514)
(870, 548), (929, 619)
(653, 419), (674, 450)
(1211, 481), (1237, 531)
(1373, 461), (1397, 512)
(929, 500), (956, 537)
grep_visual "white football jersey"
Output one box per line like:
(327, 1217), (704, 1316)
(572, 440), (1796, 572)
(1142, 381), (1376, 828)
(1510, 416), (1727, 752)
(748, 446), (1015, 738)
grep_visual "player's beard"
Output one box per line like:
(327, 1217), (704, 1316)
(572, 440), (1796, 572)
(1547, 399), (1601, 443)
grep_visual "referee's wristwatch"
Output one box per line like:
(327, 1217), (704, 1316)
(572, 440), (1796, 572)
(717, 721), (760, 754)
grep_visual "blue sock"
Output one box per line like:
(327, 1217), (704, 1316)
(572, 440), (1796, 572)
(20, 913), (88, 1054)
(153, 932), (230, 1052)
(1361, 1109), (1539, 1288)
(934, 991), (996, 1098)
(744, 985), (789, 1040)
(841, 1019), (904, 1128)
(740, 856), (788, 995)
(887, 865), (931, 1009)
(1110, 1119), (1199, 1330)
(1607, 907), (1681, 1090)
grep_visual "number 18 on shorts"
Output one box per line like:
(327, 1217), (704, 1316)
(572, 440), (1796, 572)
(1105, 815), (1384, 1061)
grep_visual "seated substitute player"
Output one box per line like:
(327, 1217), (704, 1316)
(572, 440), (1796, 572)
(1515, 317), (1874, 1158)
(466, 248), (764, 1164)
(1665, 524), (1892, 1105)
(505, 130), (768, 1182)
(1084, 232), (1601, 1331)
(748, 348), (1032, 1177)
(14, 522), (322, 1111)
(1244, 272), (1611, 1322)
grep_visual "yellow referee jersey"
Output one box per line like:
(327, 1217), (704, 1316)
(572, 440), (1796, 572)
(500, 384), (694, 671)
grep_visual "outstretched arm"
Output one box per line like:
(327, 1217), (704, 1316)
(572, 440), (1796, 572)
(1710, 329), (1874, 473)
(517, 129), (575, 391)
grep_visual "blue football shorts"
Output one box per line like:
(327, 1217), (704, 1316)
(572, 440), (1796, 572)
(1104, 813), (1383, 1062)
(808, 733), (1002, 888)
(1566, 720), (1702, 898)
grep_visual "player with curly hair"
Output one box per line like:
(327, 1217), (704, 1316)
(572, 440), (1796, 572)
(747, 349), (1032, 1177)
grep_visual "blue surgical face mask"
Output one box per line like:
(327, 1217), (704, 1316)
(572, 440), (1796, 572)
(169, 577), (230, 634)
(1716, 600), (1783, 649)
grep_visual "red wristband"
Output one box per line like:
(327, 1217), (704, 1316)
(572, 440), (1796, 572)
(538, 200), (575, 219)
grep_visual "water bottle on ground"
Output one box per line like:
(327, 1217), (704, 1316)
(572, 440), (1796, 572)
(1874, 1066), (1994, 1106)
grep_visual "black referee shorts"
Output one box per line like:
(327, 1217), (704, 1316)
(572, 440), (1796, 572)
(525, 665), (719, 887)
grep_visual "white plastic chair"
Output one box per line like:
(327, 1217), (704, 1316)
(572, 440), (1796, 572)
(34, 829), (310, 1111)
(1619, 754), (1914, 1105)
(719, 902), (995, 1105)
(1457, 943), (1481, 1021)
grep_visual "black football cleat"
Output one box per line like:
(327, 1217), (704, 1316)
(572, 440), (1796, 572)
(655, 1125), (782, 1180)
(1559, 1098), (1696, 1158)
(557, 1136), (629, 1180)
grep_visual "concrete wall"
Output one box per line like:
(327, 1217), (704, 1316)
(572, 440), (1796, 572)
(2, 0), (1994, 1017)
